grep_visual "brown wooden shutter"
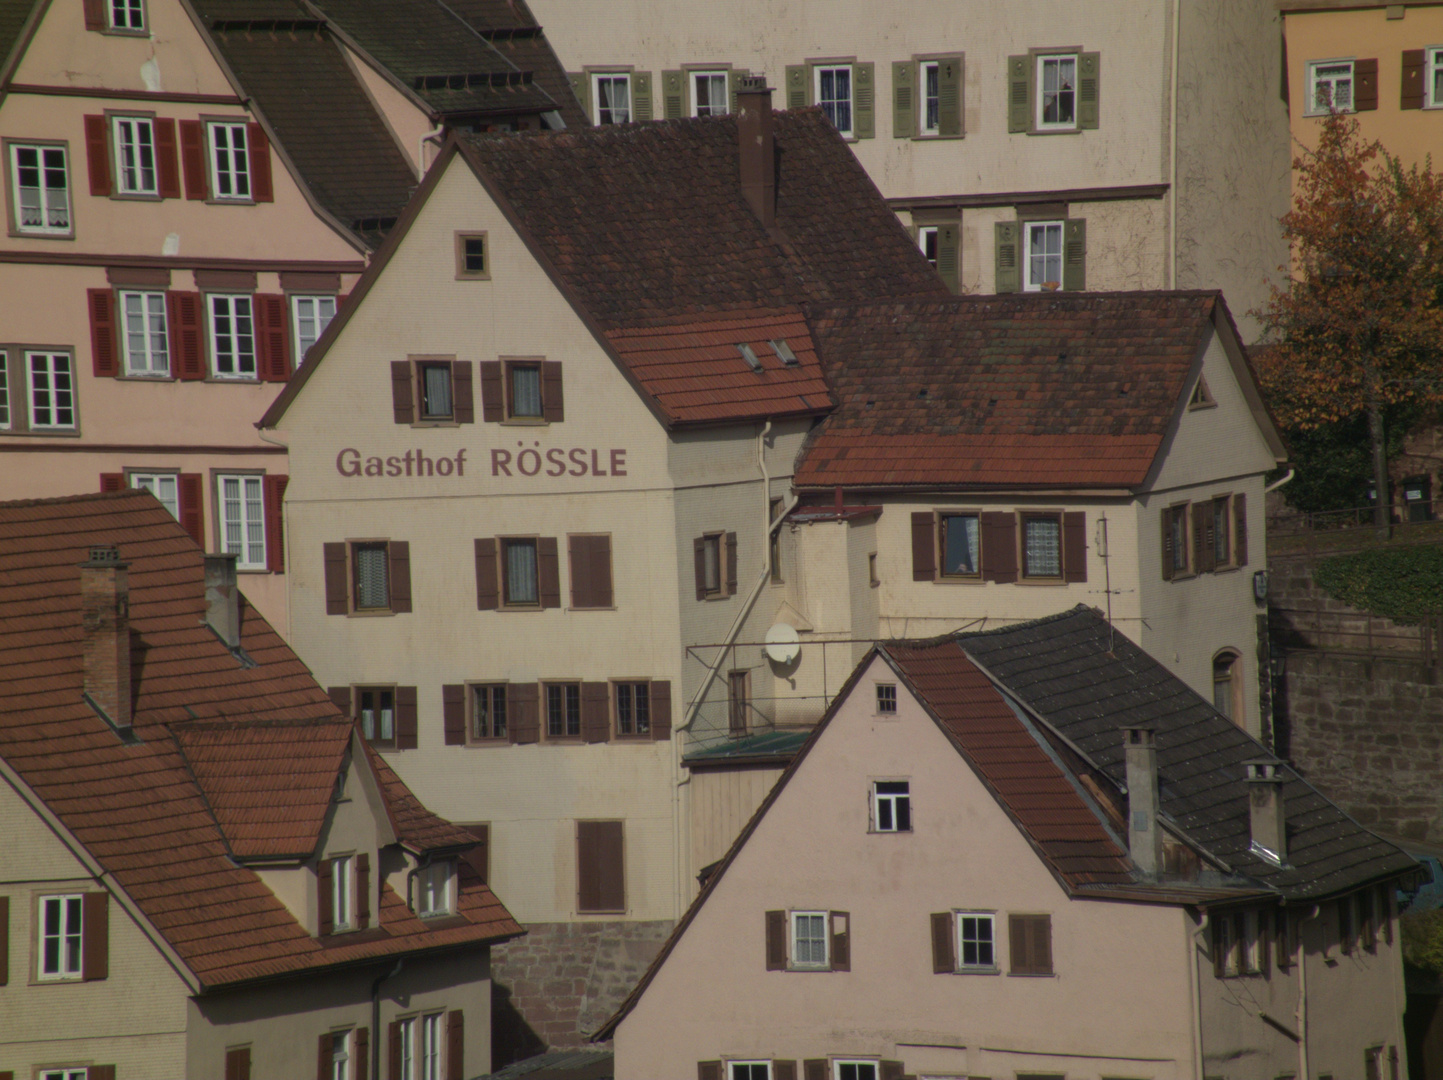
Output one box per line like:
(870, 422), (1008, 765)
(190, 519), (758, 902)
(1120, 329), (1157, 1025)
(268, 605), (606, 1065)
(1355, 58), (1379, 111)
(510, 682), (539, 743)
(1062, 511), (1087, 582)
(725, 531), (738, 595)
(83, 0), (105, 30)
(911, 511), (935, 580)
(774, 1063), (797, 1080)
(389, 1021), (402, 1080)
(1160, 508), (1175, 582)
(1030, 914), (1053, 974)
(698, 1064), (723, 1080)
(994, 221), (1019, 293)
(1234, 493), (1247, 566)
(178, 473), (205, 548)
(591, 534), (614, 607)
(1077, 52), (1100, 128)
(569, 534), (592, 608)
(356, 853), (371, 928)
(263, 474), (288, 573)
(765, 909), (787, 970)
(475, 538), (499, 610)
(803, 1061), (828, 1080)
(87, 1069), (115, 1080)
(88, 288), (118, 377)
(542, 360), (564, 422)
(349, 1026), (367, 1080)
(931, 911), (955, 972)
(318, 1033), (333, 1080)
(480, 360), (503, 422)
(84, 114), (112, 196)
(881, 1063), (904, 1080)
(225, 1046), (251, 1080)
(388, 541), (412, 613)
(1008, 913), (1041, 975)
(577, 820), (624, 912)
(443, 684), (466, 745)
(446, 1010), (464, 1080)
(693, 537), (708, 600)
(318, 858), (334, 934)
(830, 910), (850, 971)
(1007, 54), (1031, 131)
(892, 60), (915, 136)
(452, 361), (474, 423)
(650, 680), (672, 741)
(324, 543), (349, 615)
(101, 473), (125, 492)
(0, 895), (8, 985)
(396, 686), (418, 749)
(179, 120), (208, 199)
(785, 65), (809, 109)
(1193, 504), (1211, 574)
(155, 117), (182, 198)
(538, 536), (561, 607)
(1403, 49), (1426, 109)
(255, 293), (291, 382)
(328, 685), (352, 716)
(980, 512), (1018, 583)
(1062, 218), (1086, 291)
(247, 122), (274, 201)
(391, 360), (414, 424)
(938, 55), (963, 136)
(581, 681), (610, 742)
(167, 291), (206, 379)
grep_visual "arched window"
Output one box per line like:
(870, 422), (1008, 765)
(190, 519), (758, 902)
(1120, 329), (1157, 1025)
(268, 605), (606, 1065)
(1213, 650), (1243, 725)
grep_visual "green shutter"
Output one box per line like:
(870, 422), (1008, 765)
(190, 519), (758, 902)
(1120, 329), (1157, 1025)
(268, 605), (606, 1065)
(632, 71), (653, 121)
(785, 64), (809, 109)
(1007, 54), (1031, 132)
(1078, 52), (1101, 129)
(995, 221), (1019, 293)
(568, 72), (592, 123)
(938, 55), (963, 136)
(937, 222), (960, 293)
(892, 60), (916, 137)
(1063, 218), (1087, 291)
(662, 70), (684, 119)
(728, 69), (749, 115)
(854, 62), (876, 138)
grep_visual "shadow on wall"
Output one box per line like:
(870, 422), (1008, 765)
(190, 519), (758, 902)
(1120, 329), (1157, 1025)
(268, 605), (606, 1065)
(493, 982), (547, 1071)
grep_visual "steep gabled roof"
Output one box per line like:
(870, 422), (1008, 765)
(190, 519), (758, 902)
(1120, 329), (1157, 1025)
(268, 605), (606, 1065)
(0, 490), (522, 990)
(443, 0), (588, 129)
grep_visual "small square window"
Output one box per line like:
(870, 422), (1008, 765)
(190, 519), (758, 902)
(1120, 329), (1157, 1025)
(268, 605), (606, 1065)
(353, 542), (391, 610)
(1024, 220), (1064, 292)
(207, 121), (251, 200)
(957, 912), (996, 969)
(8, 143), (71, 235)
(502, 537), (540, 606)
(112, 116), (157, 195)
(731, 1064), (771, 1080)
(546, 681), (581, 738)
(27, 351), (75, 429)
(38, 893), (84, 978)
(109, 0), (145, 31)
(593, 73), (632, 124)
(456, 231), (489, 279)
(873, 780), (910, 831)
(472, 683), (507, 740)
(417, 859), (452, 917)
(814, 64), (854, 136)
(921, 60), (941, 135)
(939, 512), (980, 576)
(417, 361), (454, 421)
(291, 294), (337, 363)
(790, 910), (829, 968)
(357, 686), (395, 746)
(1037, 54), (1078, 129)
(692, 70), (729, 116)
(1021, 513), (1062, 578)
(1308, 60), (1355, 114)
(615, 681), (651, 736)
(875, 683), (897, 714)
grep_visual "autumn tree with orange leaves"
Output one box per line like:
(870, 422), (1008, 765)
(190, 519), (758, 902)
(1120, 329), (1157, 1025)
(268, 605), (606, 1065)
(1254, 111), (1443, 535)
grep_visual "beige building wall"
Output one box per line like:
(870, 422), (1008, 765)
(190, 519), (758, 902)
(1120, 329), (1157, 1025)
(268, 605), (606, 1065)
(614, 653), (1198, 1080)
(687, 764), (786, 880)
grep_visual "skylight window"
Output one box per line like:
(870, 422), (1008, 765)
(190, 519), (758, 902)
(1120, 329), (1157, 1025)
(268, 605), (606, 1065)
(770, 339), (798, 366)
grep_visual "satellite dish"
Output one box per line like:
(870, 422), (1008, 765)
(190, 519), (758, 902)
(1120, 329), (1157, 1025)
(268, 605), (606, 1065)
(763, 623), (801, 665)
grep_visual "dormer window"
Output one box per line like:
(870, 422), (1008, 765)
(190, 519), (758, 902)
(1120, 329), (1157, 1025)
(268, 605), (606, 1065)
(418, 860), (452, 917)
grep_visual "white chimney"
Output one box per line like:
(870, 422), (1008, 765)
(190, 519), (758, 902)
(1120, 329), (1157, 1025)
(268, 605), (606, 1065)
(1123, 724), (1162, 880)
(1245, 759), (1287, 865)
(204, 553), (241, 648)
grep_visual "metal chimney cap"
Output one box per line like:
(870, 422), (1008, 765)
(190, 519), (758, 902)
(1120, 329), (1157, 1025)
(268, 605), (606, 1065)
(82, 545), (128, 567)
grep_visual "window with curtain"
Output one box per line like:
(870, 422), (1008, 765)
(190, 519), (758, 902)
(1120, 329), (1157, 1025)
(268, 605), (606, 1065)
(353, 542), (390, 610)
(503, 538), (539, 605)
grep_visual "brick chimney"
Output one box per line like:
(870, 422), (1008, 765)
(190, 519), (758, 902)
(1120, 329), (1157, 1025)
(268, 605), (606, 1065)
(736, 75), (776, 228)
(80, 545), (131, 730)
(204, 553), (241, 648)
(1122, 723), (1162, 880)
(1244, 759), (1287, 864)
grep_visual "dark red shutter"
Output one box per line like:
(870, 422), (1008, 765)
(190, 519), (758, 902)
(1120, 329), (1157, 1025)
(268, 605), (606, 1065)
(396, 686), (418, 749)
(179, 120), (208, 200)
(452, 361), (474, 423)
(581, 682), (610, 743)
(1234, 493), (1248, 566)
(774, 1063), (797, 1080)
(475, 538), (499, 610)
(225, 1046), (251, 1080)
(480, 360), (503, 422)
(328, 686), (352, 716)
(830, 910), (850, 971)
(1354, 58), (1379, 111)
(84, 114), (111, 196)
(804, 1062), (827, 1080)
(980, 512), (1018, 583)
(1063, 511), (1088, 582)
(1193, 505), (1212, 574)
(725, 531), (738, 595)
(80, 892), (108, 981)
(699, 1064), (722, 1080)
(263, 474), (288, 572)
(443, 684), (466, 745)
(88, 288), (118, 377)
(388, 541), (412, 613)
(650, 680), (672, 741)
(317, 1033), (333, 1080)
(324, 543), (349, 615)
(881, 1064), (903, 1080)
(318, 858), (333, 934)
(178, 473), (205, 549)
(87, 1069), (115, 1080)
(542, 360), (564, 421)
(693, 537), (707, 600)
(911, 511), (935, 580)
(391, 360), (414, 424)
(765, 910), (786, 969)
(154, 118), (182, 198)
(83, 0), (105, 30)
(1403, 49), (1426, 109)
(256, 293), (291, 382)
(538, 536), (561, 608)
(167, 291), (205, 379)
(100, 473), (125, 493)
(0, 895), (9, 985)
(388, 1022), (402, 1080)
(356, 853), (371, 929)
(509, 682), (539, 743)
(247, 122), (273, 202)
(446, 1010), (464, 1080)
(355, 1026), (370, 1080)
(931, 912), (955, 972)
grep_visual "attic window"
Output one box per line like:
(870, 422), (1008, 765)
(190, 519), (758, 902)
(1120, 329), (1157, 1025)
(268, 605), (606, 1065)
(770, 339), (799, 366)
(455, 232), (489, 280)
(737, 343), (763, 372)
(1189, 377), (1216, 410)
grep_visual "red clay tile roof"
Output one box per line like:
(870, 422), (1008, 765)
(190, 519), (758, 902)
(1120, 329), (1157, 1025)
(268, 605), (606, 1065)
(363, 741), (488, 854)
(0, 490), (522, 990)
(795, 291), (1226, 490)
(603, 307), (834, 425)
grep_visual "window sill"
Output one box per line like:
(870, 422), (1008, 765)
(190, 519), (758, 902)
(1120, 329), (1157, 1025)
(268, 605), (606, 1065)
(206, 376), (261, 384)
(412, 418), (459, 428)
(498, 604), (545, 612)
(577, 908), (627, 917)
(206, 197), (258, 207)
(567, 605), (617, 612)
(784, 965), (836, 973)
(111, 191), (163, 202)
(101, 27), (150, 36)
(347, 608), (397, 618)
(933, 575), (984, 585)
(9, 228), (75, 240)
(1007, 970), (1057, 978)
(613, 732), (654, 741)
(500, 417), (549, 426)
(236, 566), (272, 574)
(119, 372), (175, 382)
(31, 973), (84, 985)
(466, 738), (509, 747)
(1017, 576), (1066, 586)
(2, 428), (81, 438)
(868, 828), (913, 835)
(953, 965), (1001, 975)
(1028, 126), (1082, 135)
(1304, 109), (1357, 118)
(910, 133), (965, 141)
(541, 737), (584, 746)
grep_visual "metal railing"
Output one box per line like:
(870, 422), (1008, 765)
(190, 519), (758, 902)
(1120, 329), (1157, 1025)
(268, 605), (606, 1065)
(1270, 605), (1443, 666)
(1268, 503), (1443, 559)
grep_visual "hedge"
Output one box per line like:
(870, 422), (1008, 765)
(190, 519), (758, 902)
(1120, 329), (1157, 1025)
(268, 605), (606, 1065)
(1312, 544), (1443, 625)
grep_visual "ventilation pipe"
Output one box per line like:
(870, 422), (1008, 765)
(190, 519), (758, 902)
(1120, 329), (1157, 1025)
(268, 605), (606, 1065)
(1123, 723), (1162, 880)
(81, 545), (132, 731)
(204, 553), (241, 648)
(1245, 758), (1287, 864)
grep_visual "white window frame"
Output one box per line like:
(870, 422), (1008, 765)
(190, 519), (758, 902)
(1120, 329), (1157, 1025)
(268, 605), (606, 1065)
(109, 0), (145, 31)
(290, 294), (337, 364)
(217, 472), (267, 569)
(119, 288), (169, 376)
(1036, 53), (1079, 130)
(40, 1071), (88, 1080)
(27, 350), (75, 430)
(397, 1016), (417, 1080)
(332, 854), (353, 931)
(691, 69), (729, 117)
(1307, 59), (1355, 115)
(956, 911), (997, 971)
(872, 780), (910, 832)
(207, 293), (256, 379)
(833, 1063), (879, 1080)
(207, 120), (251, 201)
(1023, 220), (1064, 292)
(920, 59), (941, 135)
(421, 1011), (444, 1080)
(112, 115), (157, 195)
(38, 893), (84, 979)
(875, 683), (897, 714)
(729, 1063), (773, 1080)
(789, 909), (829, 969)
(917, 225), (939, 269)
(0, 349), (10, 430)
(417, 860), (453, 917)
(129, 472), (179, 519)
(8, 142), (71, 236)
(813, 63), (854, 137)
(331, 1027), (352, 1080)
(592, 73), (632, 125)
(1428, 47), (1443, 108)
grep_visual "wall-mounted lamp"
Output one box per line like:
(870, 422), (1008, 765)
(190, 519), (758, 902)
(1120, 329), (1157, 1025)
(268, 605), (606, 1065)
(1253, 569), (1269, 603)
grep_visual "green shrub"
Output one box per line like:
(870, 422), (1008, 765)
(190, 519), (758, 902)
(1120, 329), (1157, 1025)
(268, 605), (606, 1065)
(1313, 544), (1443, 624)
(1403, 908), (1443, 973)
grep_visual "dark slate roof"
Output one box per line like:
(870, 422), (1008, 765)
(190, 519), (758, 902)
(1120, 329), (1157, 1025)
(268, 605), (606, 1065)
(795, 292), (1224, 490)
(444, 0), (589, 129)
(479, 1050), (613, 1080)
(957, 606), (1417, 900)
(0, 0), (37, 77)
